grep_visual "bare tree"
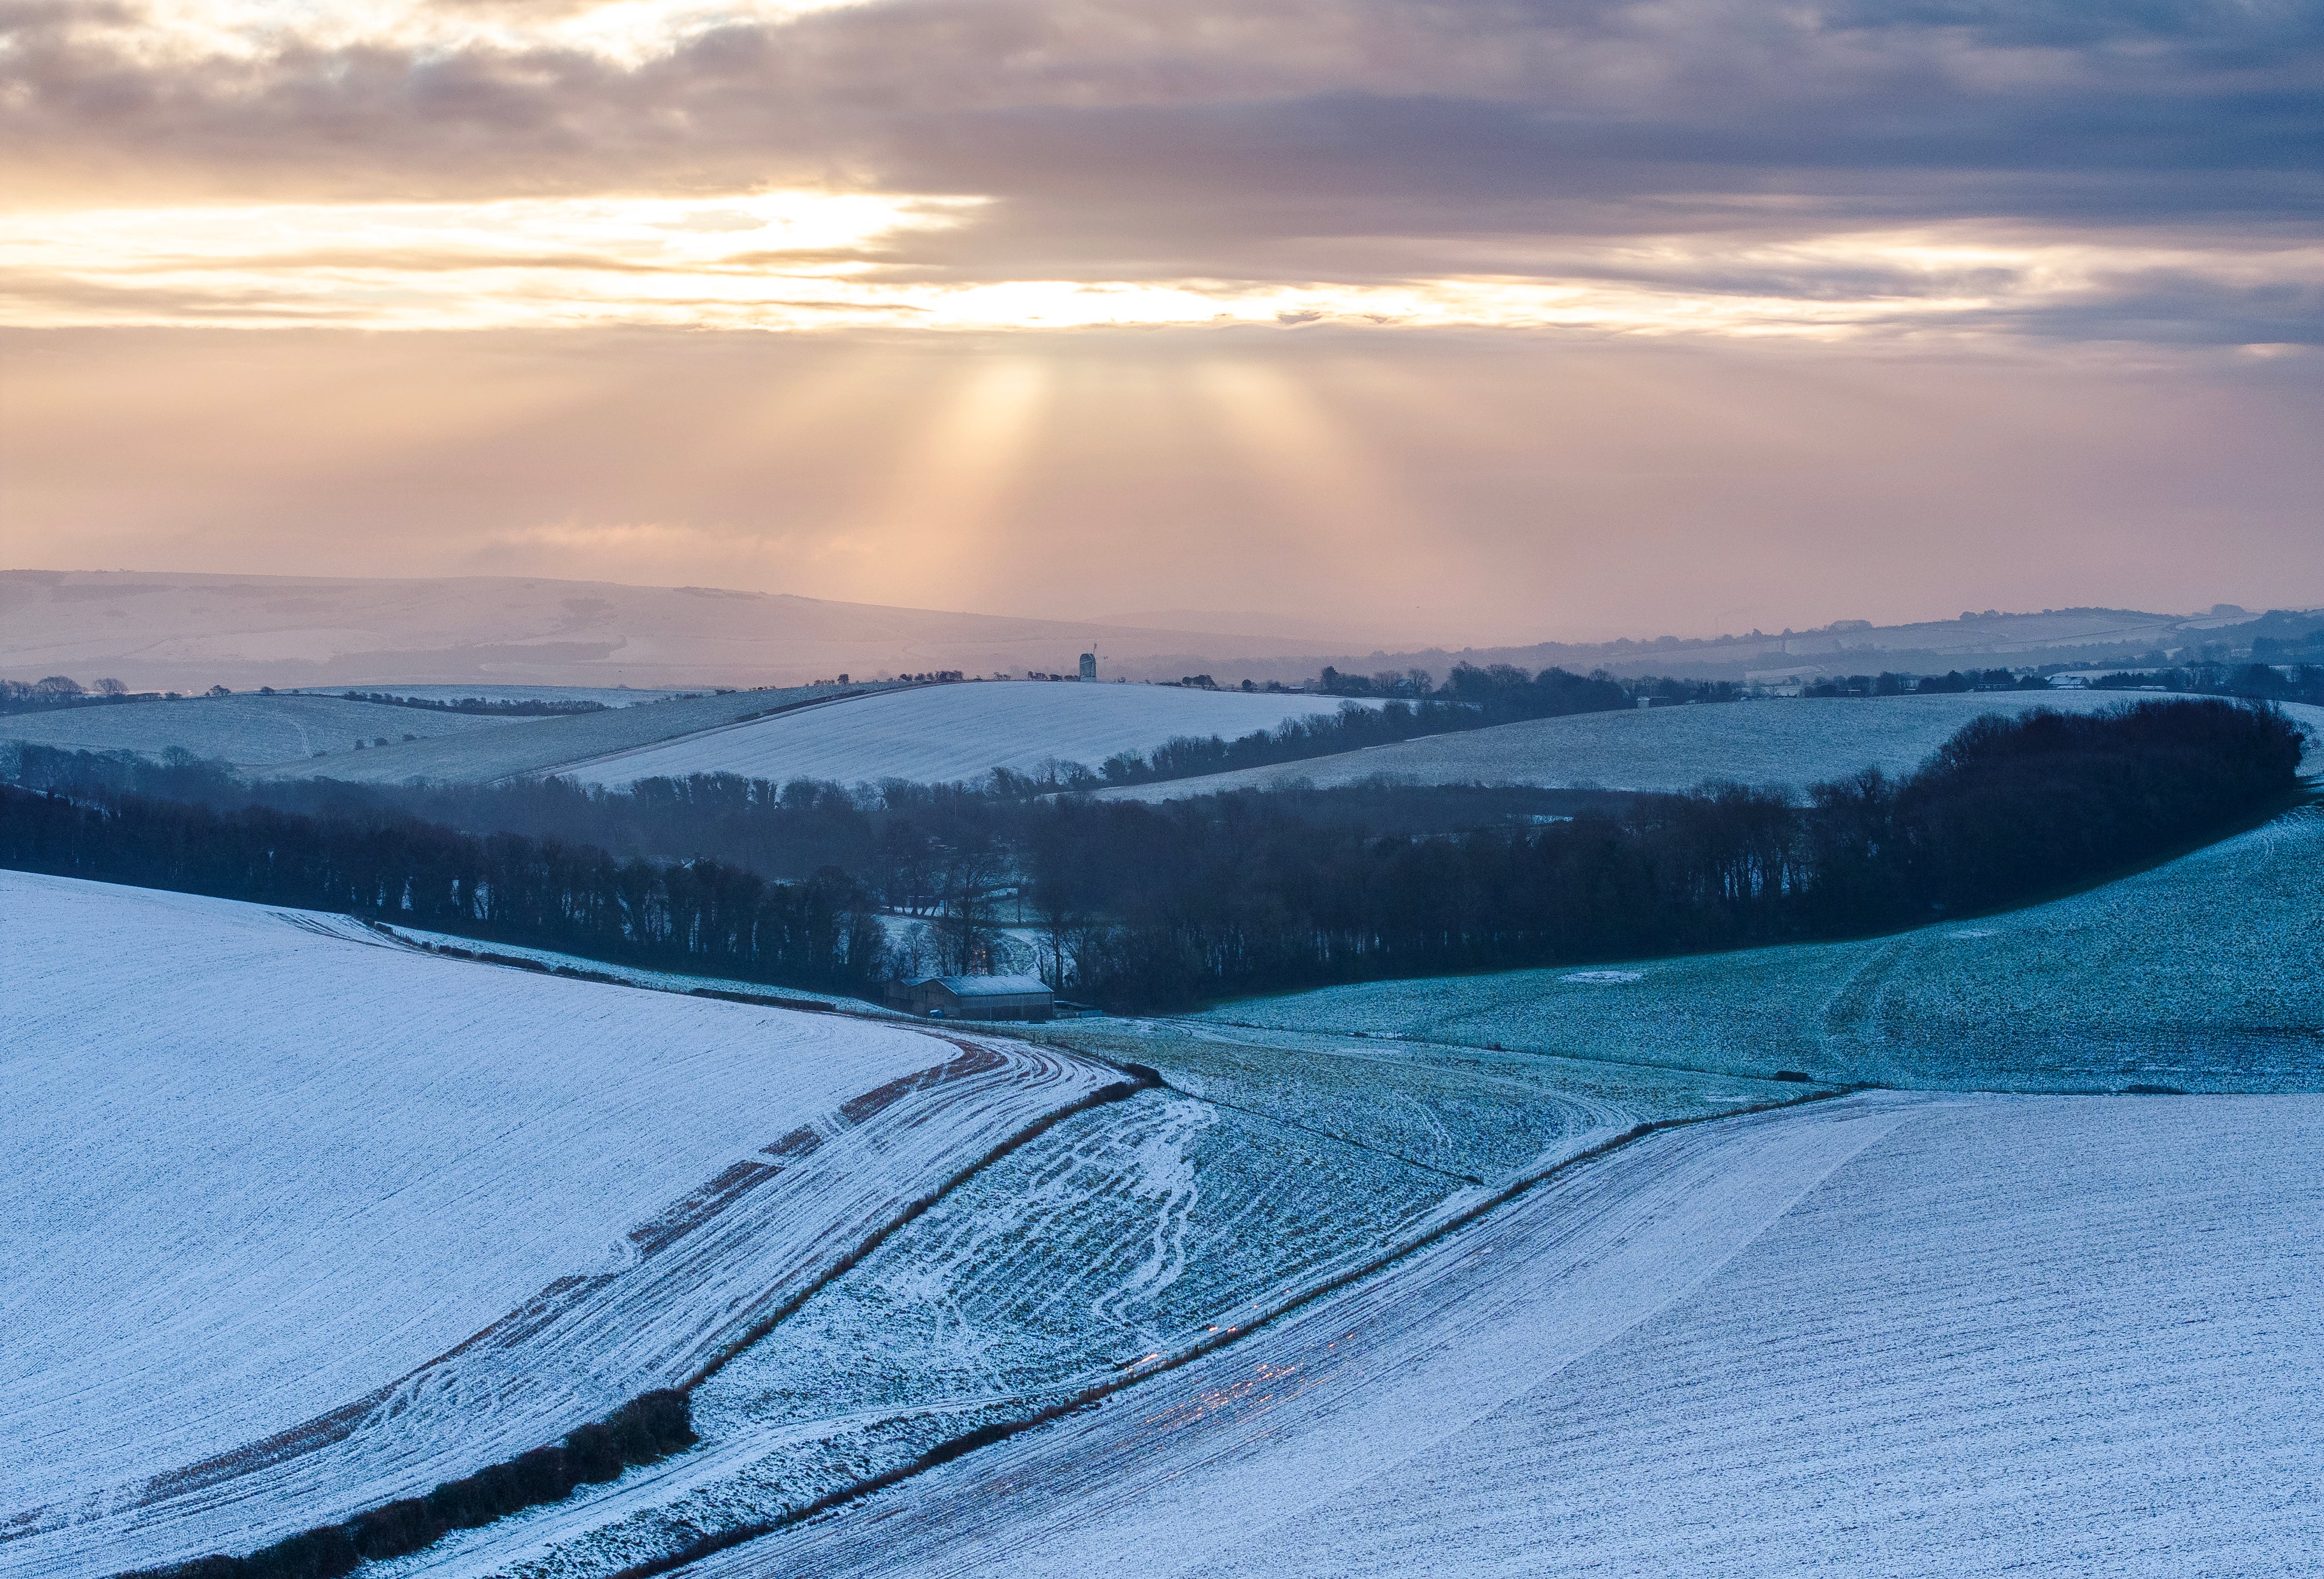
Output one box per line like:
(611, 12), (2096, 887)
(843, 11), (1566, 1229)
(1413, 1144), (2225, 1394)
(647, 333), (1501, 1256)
(931, 845), (1007, 976)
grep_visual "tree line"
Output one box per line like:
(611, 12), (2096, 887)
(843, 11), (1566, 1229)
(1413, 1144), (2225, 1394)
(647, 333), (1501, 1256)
(1009, 700), (2303, 1004)
(1804, 663), (2324, 706)
(1, 773), (890, 993)
(1, 675), (137, 713)
(1811, 670), (2055, 697)
(2086, 661), (2324, 707)
(331, 690), (609, 716)
(2, 700), (2302, 1011)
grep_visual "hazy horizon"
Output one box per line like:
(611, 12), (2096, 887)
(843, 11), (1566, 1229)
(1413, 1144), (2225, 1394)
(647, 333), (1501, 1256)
(1, 562), (2304, 659)
(3, 566), (2305, 698)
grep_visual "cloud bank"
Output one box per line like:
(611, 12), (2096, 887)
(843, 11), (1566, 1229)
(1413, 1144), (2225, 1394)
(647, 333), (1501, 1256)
(3, 0), (2318, 341)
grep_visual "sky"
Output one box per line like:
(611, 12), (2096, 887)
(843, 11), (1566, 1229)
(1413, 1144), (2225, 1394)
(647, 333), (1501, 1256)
(2, 0), (2319, 644)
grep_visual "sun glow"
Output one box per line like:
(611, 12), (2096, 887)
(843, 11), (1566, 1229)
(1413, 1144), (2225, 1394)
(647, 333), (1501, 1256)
(68, 0), (877, 70)
(0, 192), (981, 330)
(847, 358), (1057, 606)
(8, 191), (2316, 341)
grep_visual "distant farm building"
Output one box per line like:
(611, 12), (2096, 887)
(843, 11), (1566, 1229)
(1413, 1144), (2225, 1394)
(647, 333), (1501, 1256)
(892, 974), (1055, 1022)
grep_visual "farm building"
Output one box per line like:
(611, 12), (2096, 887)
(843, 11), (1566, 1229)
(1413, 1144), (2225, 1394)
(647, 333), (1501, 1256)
(893, 974), (1056, 1022)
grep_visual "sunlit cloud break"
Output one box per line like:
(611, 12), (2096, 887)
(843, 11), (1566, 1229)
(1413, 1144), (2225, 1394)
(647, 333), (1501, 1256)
(9, 197), (2316, 338)
(61, 0), (876, 70)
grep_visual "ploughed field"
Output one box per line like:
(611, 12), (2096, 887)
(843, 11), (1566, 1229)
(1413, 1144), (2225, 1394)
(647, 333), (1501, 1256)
(699, 1092), (2324, 1579)
(563, 682), (1369, 789)
(0, 873), (1120, 1578)
(340, 981), (1795, 1578)
(1197, 805), (2324, 1094)
(1091, 692), (2324, 801)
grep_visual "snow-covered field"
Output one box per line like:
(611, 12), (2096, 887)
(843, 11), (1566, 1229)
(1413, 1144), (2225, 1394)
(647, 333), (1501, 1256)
(704, 1092), (2324, 1578)
(1047, 1015), (1795, 1181)
(566, 683), (1370, 788)
(348, 1008), (1791, 1578)
(1093, 693), (2324, 800)
(0, 693), (516, 767)
(0, 872), (1117, 1577)
(285, 685), (695, 708)
(13, 693), (2316, 1578)
(246, 683), (879, 783)
(1200, 806), (2324, 1093)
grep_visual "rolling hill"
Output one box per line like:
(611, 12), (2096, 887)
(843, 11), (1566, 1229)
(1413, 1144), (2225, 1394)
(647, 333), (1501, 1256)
(3, 678), (1368, 789)
(15, 571), (2302, 697)
(1094, 693), (2324, 801)
(0, 872), (1118, 1577)
(0, 692), (520, 769)
(8, 664), (2316, 1579)
(565, 682), (1369, 789)
(0, 571), (1348, 695)
(1, 685), (876, 781)
(1196, 805), (2324, 1093)
(239, 683), (876, 782)
(243, 963), (1789, 1579)
(708, 1091), (2324, 1578)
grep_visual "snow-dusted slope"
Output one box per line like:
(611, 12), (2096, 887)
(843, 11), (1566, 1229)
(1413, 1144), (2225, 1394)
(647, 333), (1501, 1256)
(1200, 806), (2324, 1092)
(1094, 693), (2324, 800)
(707, 1092), (2324, 1579)
(330, 1017), (1790, 1578)
(0, 693), (517, 767)
(0, 872), (1115, 1577)
(247, 683), (882, 784)
(567, 683), (1366, 788)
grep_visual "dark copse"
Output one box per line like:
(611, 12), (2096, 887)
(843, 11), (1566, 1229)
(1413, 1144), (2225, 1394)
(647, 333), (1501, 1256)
(1881, 697), (2302, 915)
(0, 778), (888, 994)
(117, 1391), (695, 1579)
(1021, 699), (2302, 1005)
(2084, 661), (2324, 707)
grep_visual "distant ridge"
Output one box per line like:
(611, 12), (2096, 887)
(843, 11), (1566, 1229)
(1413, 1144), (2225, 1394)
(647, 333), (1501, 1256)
(1241, 605), (2324, 687)
(5, 570), (2313, 691)
(0, 571), (1369, 693)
